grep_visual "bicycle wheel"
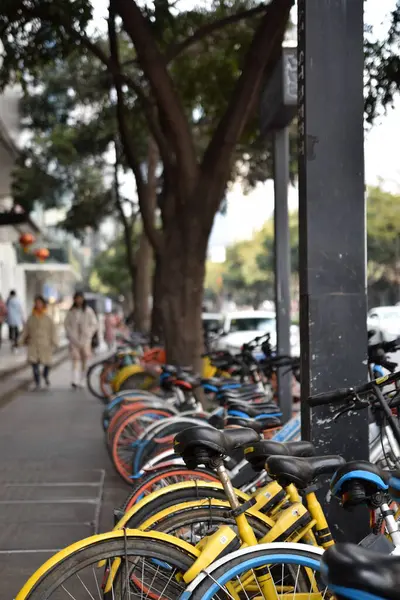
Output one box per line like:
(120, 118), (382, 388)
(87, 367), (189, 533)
(111, 408), (173, 483)
(137, 502), (271, 543)
(16, 531), (197, 599)
(102, 393), (159, 431)
(122, 466), (220, 510)
(186, 542), (325, 600)
(87, 360), (110, 400)
(107, 399), (174, 446)
(118, 482), (254, 532)
(131, 418), (210, 475)
(100, 361), (120, 398)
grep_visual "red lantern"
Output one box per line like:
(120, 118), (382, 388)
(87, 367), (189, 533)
(19, 233), (35, 252)
(34, 248), (50, 263)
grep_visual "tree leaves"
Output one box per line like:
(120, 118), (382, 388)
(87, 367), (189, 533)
(206, 185), (400, 306)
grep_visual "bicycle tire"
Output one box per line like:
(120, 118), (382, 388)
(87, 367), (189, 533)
(138, 503), (271, 541)
(122, 466), (220, 511)
(187, 543), (325, 599)
(107, 399), (174, 445)
(16, 532), (196, 599)
(99, 361), (119, 398)
(131, 417), (210, 474)
(111, 407), (173, 483)
(120, 481), (251, 528)
(102, 392), (165, 431)
(87, 360), (111, 400)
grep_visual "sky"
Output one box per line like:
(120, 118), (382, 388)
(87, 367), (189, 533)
(93, 0), (400, 254)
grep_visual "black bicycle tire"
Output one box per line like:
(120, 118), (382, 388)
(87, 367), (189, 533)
(131, 418), (207, 473)
(87, 360), (111, 401)
(21, 535), (196, 600)
(138, 504), (271, 540)
(121, 468), (222, 516)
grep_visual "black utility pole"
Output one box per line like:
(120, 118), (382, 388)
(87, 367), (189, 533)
(273, 127), (292, 423)
(260, 47), (297, 422)
(298, 0), (369, 542)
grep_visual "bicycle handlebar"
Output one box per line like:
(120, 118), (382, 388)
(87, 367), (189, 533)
(308, 370), (400, 407)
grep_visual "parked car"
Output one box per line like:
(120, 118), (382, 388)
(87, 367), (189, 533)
(202, 312), (223, 334)
(213, 310), (300, 356)
(367, 306), (400, 344)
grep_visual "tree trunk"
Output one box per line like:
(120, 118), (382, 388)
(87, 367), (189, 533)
(133, 232), (152, 332)
(151, 254), (163, 342)
(133, 138), (158, 333)
(158, 228), (207, 373)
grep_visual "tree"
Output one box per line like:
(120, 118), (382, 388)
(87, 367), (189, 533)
(89, 234), (138, 300)
(0, 0), (293, 370)
(1, 0), (397, 370)
(364, 0), (400, 123)
(10, 51), (156, 331)
(366, 185), (400, 305)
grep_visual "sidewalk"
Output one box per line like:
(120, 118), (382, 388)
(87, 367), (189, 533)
(0, 343), (27, 374)
(0, 361), (128, 597)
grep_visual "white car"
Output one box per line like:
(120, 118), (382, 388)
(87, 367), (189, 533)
(367, 306), (400, 344)
(214, 310), (300, 356)
(202, 312), (223, 334)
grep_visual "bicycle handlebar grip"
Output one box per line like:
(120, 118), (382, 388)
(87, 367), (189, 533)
(308, 387), (353, 407)
(382, 338), (400, 353)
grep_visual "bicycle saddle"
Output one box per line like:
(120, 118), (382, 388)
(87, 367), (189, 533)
(226, 402), (281, 417)
(174, 425), (260, 468)
(267, 455), (345, 488)
(322, 543), (400, 600)
(225, 416), (281, 433)
(244, 440), (316, 471)
(330, 460), (388, 506)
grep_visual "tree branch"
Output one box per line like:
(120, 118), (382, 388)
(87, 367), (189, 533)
(201, 0), (293, 215)
(40, 5), (171, 166)
(109, 4), (162, 253)
(114, 0), (198, 191)
(165, 4), (270, 62)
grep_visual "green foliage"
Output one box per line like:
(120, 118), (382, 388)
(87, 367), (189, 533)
(90, 240), (132, 297)
(206, 185), (400, 306)
(364, 1), (400, 123)
(366, 185), (400, 284)
(89, 233), (140, 298)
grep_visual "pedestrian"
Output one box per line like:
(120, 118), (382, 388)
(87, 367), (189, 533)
(0, 294), (7, 348)
(20, 295), (58, 389)
(104, 310), (117, 350)
(64, 291), (98, 388)
(6, 290), (24, 351)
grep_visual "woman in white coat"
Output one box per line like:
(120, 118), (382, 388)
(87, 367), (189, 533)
(65, 292), (98, 388)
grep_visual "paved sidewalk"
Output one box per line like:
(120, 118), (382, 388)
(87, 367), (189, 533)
(0, 362), (128, 597)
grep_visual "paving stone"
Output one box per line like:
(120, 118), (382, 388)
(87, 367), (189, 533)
(0, 361), (129, 597)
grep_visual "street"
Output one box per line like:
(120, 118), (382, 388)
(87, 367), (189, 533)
(0, 362), (127, 597)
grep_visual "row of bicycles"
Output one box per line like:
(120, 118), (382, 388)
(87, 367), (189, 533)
(14, 332), (400, 599)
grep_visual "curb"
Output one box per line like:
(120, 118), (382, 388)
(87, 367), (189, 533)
(0, 346), (69, 409)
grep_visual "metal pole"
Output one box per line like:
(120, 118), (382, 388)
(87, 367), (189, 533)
(298, 0), (368, 542)
(273, 127), (292, 423)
